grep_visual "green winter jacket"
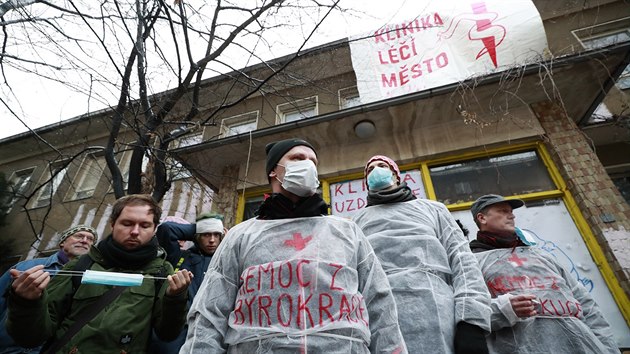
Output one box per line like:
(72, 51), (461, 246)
(6, 244), (188, 353)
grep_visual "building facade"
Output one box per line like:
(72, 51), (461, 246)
(1, 0), (629, 347)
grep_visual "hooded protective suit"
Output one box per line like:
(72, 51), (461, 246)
(179, 215), (407, 353)
(472, 245), (619, 354)
(352, 198), (492, 354)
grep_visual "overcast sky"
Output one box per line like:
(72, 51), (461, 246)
(0, 1), (421, 140)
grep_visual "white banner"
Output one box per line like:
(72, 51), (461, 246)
(329, 170), (426, 219)
(349, 0), (548, 103)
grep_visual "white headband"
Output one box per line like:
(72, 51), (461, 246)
(196, 218), (223, 234)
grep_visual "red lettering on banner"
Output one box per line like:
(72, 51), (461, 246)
(373, 13), (444, 43)
(574, 301), (582, 317)
(278, 293), (292, 327)
(297, 294), (315, 329)
(381, 52), (449, 88)
(244, 266), (255, 293)
(258, 295), (272, 326)
(245, 296), (256, 325)
(296, 260), (311, 287)
(487, 277), (508, 296)
(258, 262), (274, 291)
(278, 261), (293, 288)
(234, 299), (245, 325)
(348, 183), (357, 194)
(486, 275), (550, 296)
(338, 295), (355, 322)
(550, 300), (562, 316)
(402, 173), (416, 184)
(353, 295), (369, 326)
(538, 298), (582, 318)
(333, 198), (367, 214)
(319, 293), (334, 326)
(334, 183), (344, 196)
(378, 40), (418, 64)
(329, 263), (344, 291)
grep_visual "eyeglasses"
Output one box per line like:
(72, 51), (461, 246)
(71, 234), (96, 243)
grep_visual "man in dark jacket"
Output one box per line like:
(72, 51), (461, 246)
(6, 194), (193, 353)
(150, 213), (225, 353)
(0, 225), (97, 354)
(469, 194), (618, 354)
(179, 138), (407, 353)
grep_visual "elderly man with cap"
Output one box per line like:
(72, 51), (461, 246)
(180, 138), (407, 353)
(0, 225), (97, 353)
(352, 155), (491, 354)
(150, 213), (226, 354)
(469, 194), (618, 354)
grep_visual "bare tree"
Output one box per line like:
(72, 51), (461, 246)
(0, 0), (352, 253)
(0, 0), (343, 203)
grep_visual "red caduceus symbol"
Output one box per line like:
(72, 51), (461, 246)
(438, 1), (506, 68)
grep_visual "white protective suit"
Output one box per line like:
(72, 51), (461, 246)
(352, 199), (492, 354)
(179, 215), (407, 354)
(475, 246), (619, 354)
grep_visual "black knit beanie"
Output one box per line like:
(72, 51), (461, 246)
(265, 138), (316, 177)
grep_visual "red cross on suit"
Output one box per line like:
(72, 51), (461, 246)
(283, 233), (313, 251)
(507, 252), (527, 267)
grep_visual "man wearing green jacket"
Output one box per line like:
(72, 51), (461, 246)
(6, 194), (193, 353)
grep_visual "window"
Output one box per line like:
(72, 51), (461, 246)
(276, 97), (318, 124)
(429, 151), (556, 205)
(31, 162), (68, 208)
(339, 86), (361, 109)
(170, 133), (202, 180)
(69, 154), (106, 200)
(220, 112), (258, 137)
(5, 167), (35, 211)
(243, 195), (266, 221)
(574, 18), (630, 90)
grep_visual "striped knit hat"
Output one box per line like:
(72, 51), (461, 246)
(59, 225), (98, 244)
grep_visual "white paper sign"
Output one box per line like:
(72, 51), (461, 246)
(349, 0), (548, 103)
(329, 170), (426, 219)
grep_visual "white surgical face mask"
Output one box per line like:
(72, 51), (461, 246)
(277, 160), (320, 197)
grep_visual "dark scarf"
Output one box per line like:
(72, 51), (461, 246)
(469, 230), (526, 253)
(366, 182), (417, 206)
(97, 234), (159, 269)
(256, 193), (329, 220)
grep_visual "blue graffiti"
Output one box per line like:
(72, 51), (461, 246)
(522, 228), (595, 292)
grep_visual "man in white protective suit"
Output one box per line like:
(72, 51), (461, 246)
(469, 194), (619, 354)
(179, 138), (407, 353)
(352, 155), (492, 354)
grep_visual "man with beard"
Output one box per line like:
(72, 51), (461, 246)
(6, 194), (192, 353)
(0, 225), (97, 353)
